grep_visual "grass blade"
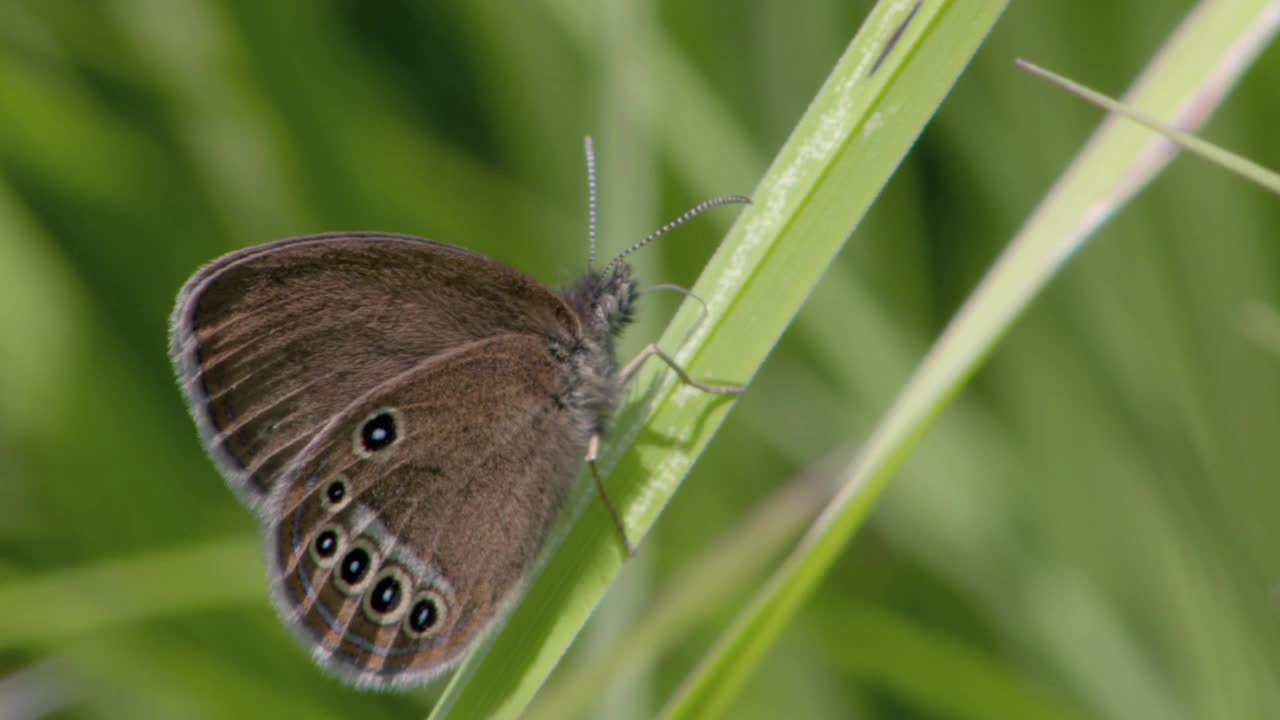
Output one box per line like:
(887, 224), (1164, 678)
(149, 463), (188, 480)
(429, 1), (1010, 716)
(658, 1), (1278, 717)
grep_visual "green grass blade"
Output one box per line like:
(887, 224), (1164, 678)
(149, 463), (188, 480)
(0, 538), (260, 650)
(429, 1), (1009, 716)
(814, 603), (1088, 720)
(1241, 302), (1280, 359)
(658, 1), (1278, 718)
(1016, 58), (1280, 194)
(525, 470), (830, 720)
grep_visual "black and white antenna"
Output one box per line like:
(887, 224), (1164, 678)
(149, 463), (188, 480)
(584, 136), (600, 270)
(581, 135), (750, 271)
(606, 194), (751, 270)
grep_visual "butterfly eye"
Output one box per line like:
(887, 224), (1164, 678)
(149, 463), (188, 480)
(333, 538), (379, 595)
(404, 589), (448, 640)
(308, 525), (345, 568)
(354, 408), (402, 458)
(321, 475), (351, 511)
(362, 566), (412, 625)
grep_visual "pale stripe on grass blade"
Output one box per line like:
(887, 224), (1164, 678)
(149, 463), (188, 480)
(659, 1), (1280, 718)
(428, 1), (1011, 717)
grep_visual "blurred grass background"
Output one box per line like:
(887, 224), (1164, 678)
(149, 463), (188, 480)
(1, 1), (1278, 718)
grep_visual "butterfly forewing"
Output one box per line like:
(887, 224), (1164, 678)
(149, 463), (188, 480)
(169, 233), (582, 510)
(266, 334), (591, 687)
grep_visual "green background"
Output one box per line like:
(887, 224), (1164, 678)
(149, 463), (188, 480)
(2, 1), (1278, 718)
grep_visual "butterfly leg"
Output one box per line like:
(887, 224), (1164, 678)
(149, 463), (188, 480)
(619, 344), (745, 394)
(593, 347), (743, 557)
(587, 434), (636, 557)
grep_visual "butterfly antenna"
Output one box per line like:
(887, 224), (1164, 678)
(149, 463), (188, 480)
(606, 194), (751, 270)
(584, 136), (600, 270)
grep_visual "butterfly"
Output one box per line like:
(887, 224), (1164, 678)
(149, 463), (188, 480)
(169, 138), (747, 687)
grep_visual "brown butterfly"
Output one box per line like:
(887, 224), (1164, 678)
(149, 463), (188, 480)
(169, 138), (747, 687)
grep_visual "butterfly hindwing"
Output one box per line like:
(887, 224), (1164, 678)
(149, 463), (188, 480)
(265, 333), (591, 687)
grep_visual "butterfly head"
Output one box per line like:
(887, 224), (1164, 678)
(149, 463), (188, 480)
(565, 261), (636, 340)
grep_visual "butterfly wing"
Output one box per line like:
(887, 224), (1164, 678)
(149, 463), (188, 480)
(264, 333), (590, 687)
(169, 233), (582, 511)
